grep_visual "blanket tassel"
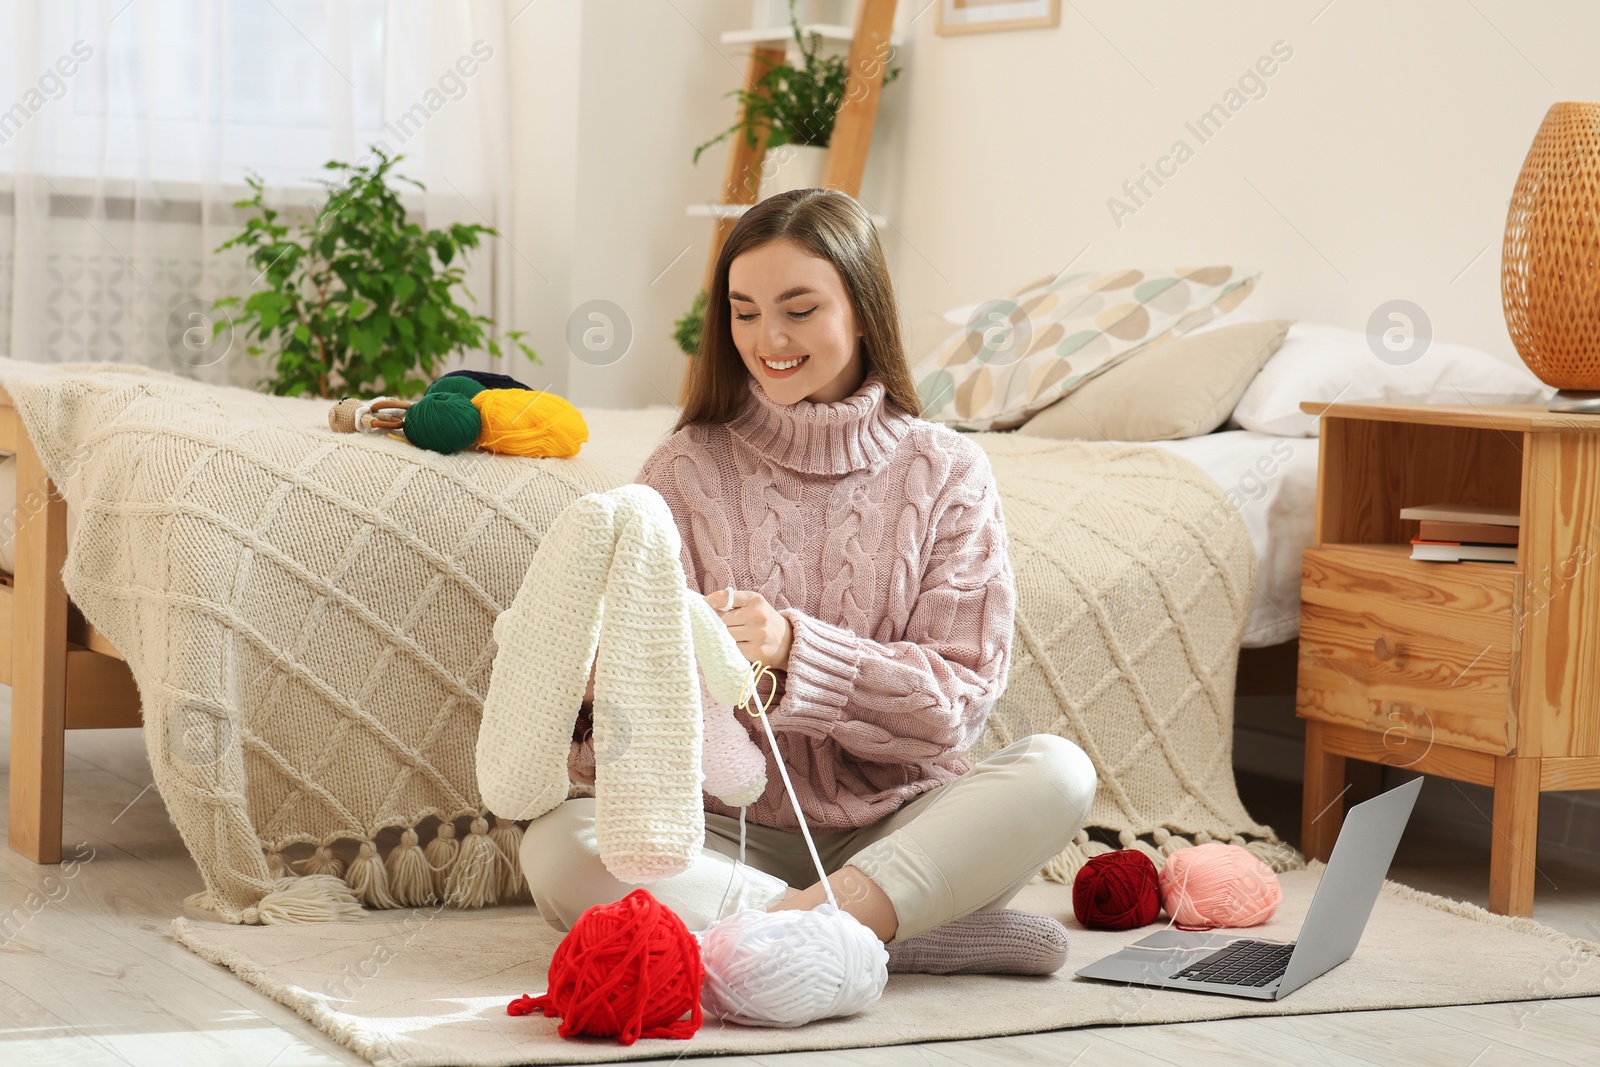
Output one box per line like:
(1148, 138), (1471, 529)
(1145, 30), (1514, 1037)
(386, 827), (439, 906)
(444, 816), (500, 909)
(301, 844), (345, 879)
(1118, 828), (1167, 869)
(1241, 834), (1305, 873)
(1039, 830), (1096, 885)
(243, 875), (366, 924)
(344, 840), (400, 910)
(184, 874), (365, 925)
(265, 849), (295, 880)
(1038, 825), (1303, 887)
(1153, 827), (1192, 861)
(192, 811), (543, 924)
(487, 815), (528, 903)
(1082, 836), (1115, 860)
(425, 820), (459, 900)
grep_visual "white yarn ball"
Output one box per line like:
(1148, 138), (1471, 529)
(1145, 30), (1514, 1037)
(697, 904), (889, 1028)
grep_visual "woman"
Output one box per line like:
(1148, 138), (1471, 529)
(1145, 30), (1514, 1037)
(520, 189), (1097, 976)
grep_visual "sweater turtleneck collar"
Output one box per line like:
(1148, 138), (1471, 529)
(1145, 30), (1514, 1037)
(725, 367), (917, 476)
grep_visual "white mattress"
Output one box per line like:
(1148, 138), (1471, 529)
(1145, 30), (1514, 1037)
(1143, 431), (1317, 648)
(0, 423), (1316, 649)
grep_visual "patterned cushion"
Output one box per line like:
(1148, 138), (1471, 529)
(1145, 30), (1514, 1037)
(1016, 319), (1293, 441)
(912, 266), (1260, 431)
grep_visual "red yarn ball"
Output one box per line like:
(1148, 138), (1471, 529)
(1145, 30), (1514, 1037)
(512, 888), (704, 1044)
(1072, 849), (1161, 930)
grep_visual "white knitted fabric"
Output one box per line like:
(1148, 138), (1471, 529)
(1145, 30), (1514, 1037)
(476, 483), (767, 883)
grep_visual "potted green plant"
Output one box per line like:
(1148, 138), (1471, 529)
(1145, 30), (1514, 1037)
(214, 147), (538, 399)
(691, 0), (901, 194)
(673, 288), (707, 357)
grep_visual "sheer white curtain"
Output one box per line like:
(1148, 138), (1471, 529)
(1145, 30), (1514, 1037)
(0, 0), (517, 392)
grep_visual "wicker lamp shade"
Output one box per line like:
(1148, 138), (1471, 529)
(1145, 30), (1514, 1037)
(1502, 102), (1600, 401)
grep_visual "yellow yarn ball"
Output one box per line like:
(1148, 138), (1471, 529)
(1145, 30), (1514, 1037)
(470, 387), (588, 458)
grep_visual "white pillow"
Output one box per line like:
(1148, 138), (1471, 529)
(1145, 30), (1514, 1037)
(1231, 323), (1555, 437)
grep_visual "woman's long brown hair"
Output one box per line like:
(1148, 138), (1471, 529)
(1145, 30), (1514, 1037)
(673, 188), (924, 434)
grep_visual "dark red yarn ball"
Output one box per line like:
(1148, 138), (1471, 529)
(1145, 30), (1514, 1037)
(1072, 848), (1162, 930)
(508, 888), (703, 1045)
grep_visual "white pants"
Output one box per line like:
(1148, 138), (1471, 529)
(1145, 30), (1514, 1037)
(518, 732), (1097, 944)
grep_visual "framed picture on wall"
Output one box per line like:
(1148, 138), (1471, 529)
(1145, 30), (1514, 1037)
(935, 0), (1060, 35)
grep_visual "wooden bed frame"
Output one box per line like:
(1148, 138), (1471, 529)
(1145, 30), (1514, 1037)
(1, 383), (142, 865)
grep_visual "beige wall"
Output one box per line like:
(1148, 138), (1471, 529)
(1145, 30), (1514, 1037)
(508, 0), (749, 406)
(878, 0), (1600, 367)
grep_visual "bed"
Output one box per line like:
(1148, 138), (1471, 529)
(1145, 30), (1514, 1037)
(0, 355), (1302, 925)
(1141, 430), (1318, 649)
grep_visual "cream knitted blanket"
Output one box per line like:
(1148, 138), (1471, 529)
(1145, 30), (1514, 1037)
(0, 357), (1296, 925)
(967, 432), (1300, 878)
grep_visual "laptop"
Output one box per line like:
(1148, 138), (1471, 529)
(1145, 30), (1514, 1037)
(1075, 775), (1422, 1001)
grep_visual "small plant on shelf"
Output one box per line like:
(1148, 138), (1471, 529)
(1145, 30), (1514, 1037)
(214, 147), (538, 399)
(691, 0), (901, 165)
(673, 288), (707, 357)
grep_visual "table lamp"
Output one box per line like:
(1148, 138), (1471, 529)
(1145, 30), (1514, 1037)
(1503, 101), (1600, 413)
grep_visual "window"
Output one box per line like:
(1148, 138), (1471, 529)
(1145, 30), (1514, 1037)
(0, 1), (432, 191)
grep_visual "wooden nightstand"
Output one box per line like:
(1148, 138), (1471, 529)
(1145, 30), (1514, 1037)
(1296, 401), (1600, 917)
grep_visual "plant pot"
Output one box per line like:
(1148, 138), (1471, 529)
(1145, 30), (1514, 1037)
(759, 143), (829, 201)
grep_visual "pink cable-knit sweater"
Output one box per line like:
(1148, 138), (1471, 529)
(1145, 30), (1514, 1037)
(568, 368), (1017, 832)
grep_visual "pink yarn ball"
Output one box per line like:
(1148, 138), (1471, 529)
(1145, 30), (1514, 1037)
(1158, 842), (1282, 931)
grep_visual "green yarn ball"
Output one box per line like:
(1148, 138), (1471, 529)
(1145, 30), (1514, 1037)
(425, 375), (484, 399)
(404, 391), (482, 454)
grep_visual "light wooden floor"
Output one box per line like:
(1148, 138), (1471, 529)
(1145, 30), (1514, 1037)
(4, 692), (1599, 1067)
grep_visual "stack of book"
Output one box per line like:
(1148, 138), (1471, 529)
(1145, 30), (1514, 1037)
(1401, 503), (1519, 563)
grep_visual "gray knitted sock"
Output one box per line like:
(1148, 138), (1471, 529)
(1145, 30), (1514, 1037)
(885, 909), (1070, 976)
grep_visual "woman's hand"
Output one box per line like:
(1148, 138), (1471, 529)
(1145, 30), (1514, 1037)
(704, 588), (793, 672)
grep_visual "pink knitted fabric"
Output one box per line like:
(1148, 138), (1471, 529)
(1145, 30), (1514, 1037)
(568, 368), (1016, 831)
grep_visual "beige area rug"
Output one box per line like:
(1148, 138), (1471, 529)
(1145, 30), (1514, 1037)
(171, 860), (1600, 1067)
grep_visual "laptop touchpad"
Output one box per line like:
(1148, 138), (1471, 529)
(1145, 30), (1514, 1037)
(1129, 930), (1240, 951)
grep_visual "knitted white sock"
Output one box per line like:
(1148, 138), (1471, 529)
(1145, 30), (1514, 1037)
(590, 486), (707, 882)
(475, 493), (611, 822)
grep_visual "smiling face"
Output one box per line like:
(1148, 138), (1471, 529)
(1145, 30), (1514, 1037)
(726, 238), (866, 405)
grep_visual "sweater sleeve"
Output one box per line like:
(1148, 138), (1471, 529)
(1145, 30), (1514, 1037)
(773, 445), (1016, 763)
(569, 702), (596, 787)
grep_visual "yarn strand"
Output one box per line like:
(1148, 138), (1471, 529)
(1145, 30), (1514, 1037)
(737, 660), (835, 909)
(690, 660), (891, 1029)
(713, 803), (751, 925)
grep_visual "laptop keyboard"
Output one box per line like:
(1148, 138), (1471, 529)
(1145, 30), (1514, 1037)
(1171, 939), (1294, 987)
